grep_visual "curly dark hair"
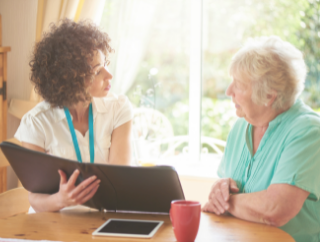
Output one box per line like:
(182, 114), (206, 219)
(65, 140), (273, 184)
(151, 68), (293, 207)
(29, 18), (113, 107)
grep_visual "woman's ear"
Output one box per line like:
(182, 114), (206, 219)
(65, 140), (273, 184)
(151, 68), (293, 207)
(265, 91), (277, 107)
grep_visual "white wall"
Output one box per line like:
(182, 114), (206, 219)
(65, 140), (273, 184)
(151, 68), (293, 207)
(0, 0), (38, 189)
(179, 176), (216, 205)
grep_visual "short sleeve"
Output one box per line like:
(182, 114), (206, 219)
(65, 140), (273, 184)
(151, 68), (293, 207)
(14, 114), (45, 148)
(217, 154), (226, 178)
(271, 126), (320, 201)
(113, 95), (133, 129)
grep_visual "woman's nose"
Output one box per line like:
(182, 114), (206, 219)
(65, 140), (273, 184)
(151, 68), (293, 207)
(225, 82), (234, 97)
(104, 67), (113, 80)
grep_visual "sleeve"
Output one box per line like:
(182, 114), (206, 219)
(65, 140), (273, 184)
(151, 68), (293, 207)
(14, 113), (46, 148)
(271, 126), (320, 201)
(217, 154), (226, 178)
(113, 95), (133, 129)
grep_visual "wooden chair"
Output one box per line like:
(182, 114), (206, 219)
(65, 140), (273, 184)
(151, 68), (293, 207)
(0, 54), (39, 191)
(0, 138), (22, 189)
(0, 89), (39, 189)
(0, 187), (29, 218)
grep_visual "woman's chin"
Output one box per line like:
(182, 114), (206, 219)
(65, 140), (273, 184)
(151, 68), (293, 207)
(92, 91), (109, 98)
(235, 109), (245, 118)
(102, 91), (109, 97)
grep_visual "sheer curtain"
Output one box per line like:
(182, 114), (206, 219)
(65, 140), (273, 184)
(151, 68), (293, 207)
(100, 0), (159, 95)
(40, 0), (105, 34)
(9, 0), (159, 121)
(38, 0), (159, 96)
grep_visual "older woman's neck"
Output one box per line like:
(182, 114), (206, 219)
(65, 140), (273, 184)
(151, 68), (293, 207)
(67, 102), (90, 122)
(251, 107), (289, 129)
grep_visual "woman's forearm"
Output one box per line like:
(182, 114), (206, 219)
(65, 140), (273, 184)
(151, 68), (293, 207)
(227, 191), (277, 225)
(227, 184), (309, 227)
(29, 192), (64, 213)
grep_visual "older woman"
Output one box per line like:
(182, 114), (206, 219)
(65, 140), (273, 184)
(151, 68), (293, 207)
(14, 19), (132, 212)
(202, 36), (320, 242)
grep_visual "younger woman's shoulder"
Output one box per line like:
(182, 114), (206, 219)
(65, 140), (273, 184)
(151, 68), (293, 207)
(93, 93), (133, 128)
(21, 101), (64, 126)
(94, 93), (132, 109)
(24, 101), (52, 118)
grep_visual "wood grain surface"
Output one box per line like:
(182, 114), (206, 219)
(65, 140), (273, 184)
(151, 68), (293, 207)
(0, 187), (29, 218)
(0, 207), (294, 241)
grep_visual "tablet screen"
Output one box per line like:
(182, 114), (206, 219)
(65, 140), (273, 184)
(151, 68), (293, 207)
(92, 219), (164, 238)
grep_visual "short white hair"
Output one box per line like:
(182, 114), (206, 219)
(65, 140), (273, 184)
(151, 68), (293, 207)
(229, 36), (307, 110)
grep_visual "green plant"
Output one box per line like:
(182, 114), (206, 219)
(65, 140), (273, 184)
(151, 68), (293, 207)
(165, 98), (237, 141)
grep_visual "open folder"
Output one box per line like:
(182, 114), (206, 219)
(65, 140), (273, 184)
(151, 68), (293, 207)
(0, 142), (185, 214)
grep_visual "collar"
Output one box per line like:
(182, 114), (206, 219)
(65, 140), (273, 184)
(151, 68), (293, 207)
(245, 99), (303, 156)
(53, 97), (109, 123)
(268, 98), (303, 128)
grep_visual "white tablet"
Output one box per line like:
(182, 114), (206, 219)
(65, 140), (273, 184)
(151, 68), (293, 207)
(92, 219), (164, 238)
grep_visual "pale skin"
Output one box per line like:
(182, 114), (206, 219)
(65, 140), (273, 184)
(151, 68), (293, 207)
(202, 76), (310, 227)
(22, 50), (132, 212)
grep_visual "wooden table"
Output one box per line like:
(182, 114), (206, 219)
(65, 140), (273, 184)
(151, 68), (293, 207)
(0, 207), (294, 242)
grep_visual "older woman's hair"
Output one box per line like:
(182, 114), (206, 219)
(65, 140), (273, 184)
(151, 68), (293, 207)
(229, 36), (307, 110)
(29, 18), (113, 107)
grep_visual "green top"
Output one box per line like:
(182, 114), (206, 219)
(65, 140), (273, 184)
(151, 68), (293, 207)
(218, 99), (320, 242)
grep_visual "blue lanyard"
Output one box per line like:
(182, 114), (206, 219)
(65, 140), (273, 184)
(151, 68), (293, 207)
(64, 103), (94, 163)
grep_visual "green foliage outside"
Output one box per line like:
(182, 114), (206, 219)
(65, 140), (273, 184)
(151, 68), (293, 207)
(163, 98), (237, 143)
(244, 0), (320, 108)
(129, 53), (189, 112)
(125, 0), (320, 147)
(297, 1), (320, 107)
(201, 98), (238, 142)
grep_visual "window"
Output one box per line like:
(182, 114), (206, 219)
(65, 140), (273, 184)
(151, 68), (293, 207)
(100, 0), (320, 177)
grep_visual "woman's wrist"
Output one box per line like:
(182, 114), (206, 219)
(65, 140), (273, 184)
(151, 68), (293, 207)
(227, 193), (235, 213)
(52, 192), (66, 211)
(29, 192), (64, 212)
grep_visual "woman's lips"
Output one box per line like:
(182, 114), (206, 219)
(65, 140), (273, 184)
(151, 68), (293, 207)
(104, 85), (111, 91)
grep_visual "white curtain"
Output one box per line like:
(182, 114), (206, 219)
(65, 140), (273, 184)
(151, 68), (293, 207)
(60, 0), (80, 20)
(78, 0), (105, 25)
(41, 0), (106, 35)
(41, 0), (159, 95)
(101, 0), (159, 95)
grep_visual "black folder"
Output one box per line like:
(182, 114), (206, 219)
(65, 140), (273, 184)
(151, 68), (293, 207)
(0, 141), (185, 214)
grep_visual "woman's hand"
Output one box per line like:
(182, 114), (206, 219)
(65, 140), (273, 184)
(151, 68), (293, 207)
(55, 169), (101, 209)
(202, 178), (239, 215)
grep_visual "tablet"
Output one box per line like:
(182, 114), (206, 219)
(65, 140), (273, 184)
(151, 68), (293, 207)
(92, 219), (164, 238)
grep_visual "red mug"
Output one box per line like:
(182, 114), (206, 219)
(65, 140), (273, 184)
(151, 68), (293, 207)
(170, 200), (201, 242)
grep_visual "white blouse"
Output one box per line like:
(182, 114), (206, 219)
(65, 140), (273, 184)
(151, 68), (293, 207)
(15, 93), (133, 164)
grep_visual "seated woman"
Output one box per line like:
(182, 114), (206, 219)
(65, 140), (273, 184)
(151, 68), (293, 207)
(202, 36), (320, 241)
(14, 19), (133, 213)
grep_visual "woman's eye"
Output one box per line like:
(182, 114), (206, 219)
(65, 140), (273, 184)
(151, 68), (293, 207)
(95, 70), (101, 75)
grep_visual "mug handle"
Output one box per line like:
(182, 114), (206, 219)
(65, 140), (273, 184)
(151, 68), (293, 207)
(169, 208), (174, 226)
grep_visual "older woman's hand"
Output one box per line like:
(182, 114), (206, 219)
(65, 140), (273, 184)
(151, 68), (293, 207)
(202, 178), (239, 215)
(56, 169), (101, 208)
